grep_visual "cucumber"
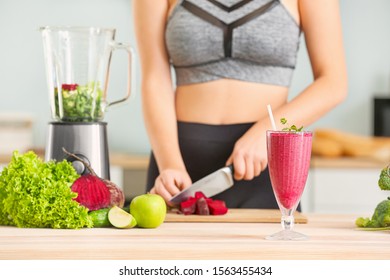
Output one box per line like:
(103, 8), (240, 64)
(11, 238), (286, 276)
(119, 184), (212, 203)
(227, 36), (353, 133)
(89, 208), (111, 227)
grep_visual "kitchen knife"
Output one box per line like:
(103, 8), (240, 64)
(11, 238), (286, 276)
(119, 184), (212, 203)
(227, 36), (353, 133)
(169, 165), (234, 205)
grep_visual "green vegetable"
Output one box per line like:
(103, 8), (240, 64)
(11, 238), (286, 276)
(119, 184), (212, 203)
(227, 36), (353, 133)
(280, 118), (303, 132)
(89, 208), (111, 227)
(0, 151), (93, 229)
(355, 198), (390, 230)
(378, 165), (390, 191)
(54, 82), (104, 122)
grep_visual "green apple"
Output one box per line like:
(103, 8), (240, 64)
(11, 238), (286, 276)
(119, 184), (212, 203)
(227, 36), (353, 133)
(130, 194), (167, 228)
(108, 206), (137, 229)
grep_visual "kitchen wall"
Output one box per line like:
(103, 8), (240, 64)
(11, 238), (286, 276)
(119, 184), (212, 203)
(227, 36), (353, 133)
(1, 0), (390, 155)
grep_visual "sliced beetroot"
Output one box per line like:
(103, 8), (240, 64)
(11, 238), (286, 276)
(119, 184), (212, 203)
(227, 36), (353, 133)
(207, 199), (228, 215)
(179, 191), (228, 215)
(180, 197), (197, 215)
(62, 84), (78, 91)
(195, 197), (210, 215)
(194, 191), (207, 200)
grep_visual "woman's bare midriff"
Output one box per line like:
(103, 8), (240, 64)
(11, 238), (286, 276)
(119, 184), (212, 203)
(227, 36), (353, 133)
(175, 79), (289, 124)
(167, 0), (298, 125)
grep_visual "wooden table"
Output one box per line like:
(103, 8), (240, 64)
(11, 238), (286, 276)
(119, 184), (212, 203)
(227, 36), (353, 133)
(0, 212), (389, 260)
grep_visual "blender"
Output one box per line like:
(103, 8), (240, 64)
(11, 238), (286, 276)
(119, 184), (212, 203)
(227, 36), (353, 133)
(40, 26), (135, 179)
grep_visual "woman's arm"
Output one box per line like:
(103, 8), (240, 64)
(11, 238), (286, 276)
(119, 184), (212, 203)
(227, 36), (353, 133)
(133, 0), (192, 201)
(271, 0), (348, 125)
(227, 0), (347, 180)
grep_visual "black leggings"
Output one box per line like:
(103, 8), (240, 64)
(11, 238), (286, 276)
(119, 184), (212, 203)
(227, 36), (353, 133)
(146, 121), (279, 209)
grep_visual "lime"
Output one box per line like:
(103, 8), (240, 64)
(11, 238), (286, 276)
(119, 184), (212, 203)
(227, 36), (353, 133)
(108, 206), (137, 229)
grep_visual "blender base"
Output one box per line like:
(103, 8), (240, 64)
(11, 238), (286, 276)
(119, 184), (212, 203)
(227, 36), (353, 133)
(45, 122), (110, 179)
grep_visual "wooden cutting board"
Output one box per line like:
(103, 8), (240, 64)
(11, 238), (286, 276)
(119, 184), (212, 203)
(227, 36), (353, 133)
(165, 208), (308, 223)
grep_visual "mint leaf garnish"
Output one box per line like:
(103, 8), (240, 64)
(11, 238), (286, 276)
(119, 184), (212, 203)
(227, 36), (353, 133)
(280, 118), (303, 132)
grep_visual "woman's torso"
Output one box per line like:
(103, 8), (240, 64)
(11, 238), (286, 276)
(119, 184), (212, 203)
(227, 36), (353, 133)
(167, 0), (300, 124)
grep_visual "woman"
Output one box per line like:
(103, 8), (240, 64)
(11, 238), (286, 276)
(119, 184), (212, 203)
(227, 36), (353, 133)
(132, 0), (347, 208)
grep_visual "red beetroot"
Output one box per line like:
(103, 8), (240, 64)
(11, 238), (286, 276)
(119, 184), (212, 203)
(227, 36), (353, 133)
(63, 148), (125, 211)
(71, 174), (111, 211)
(195, 197), (210, 215)
(62, 84), (78, 91)
(195, 192), (206, 200)
(104, 179), (125, 208)
(180, 197), (197, 215)
(179, 191), (228, 216)
(207, 200), (228, 215)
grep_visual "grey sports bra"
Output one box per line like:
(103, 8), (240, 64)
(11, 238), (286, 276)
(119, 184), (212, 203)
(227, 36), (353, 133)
(165, 0), (301, 87)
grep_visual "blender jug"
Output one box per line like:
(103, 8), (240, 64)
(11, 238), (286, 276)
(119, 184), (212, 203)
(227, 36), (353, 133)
(40, 26), (135, 179)
(40, 26), (135, 122)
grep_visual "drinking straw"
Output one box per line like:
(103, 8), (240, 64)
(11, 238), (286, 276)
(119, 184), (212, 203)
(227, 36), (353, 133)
(267, 104), (277, 131)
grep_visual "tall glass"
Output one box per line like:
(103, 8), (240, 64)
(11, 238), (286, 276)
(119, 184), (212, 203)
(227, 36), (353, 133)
(266, 130), (312, 240)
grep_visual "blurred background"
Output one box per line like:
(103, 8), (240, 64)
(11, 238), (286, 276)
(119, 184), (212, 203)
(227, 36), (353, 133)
(1, 0), (390, 213)
(1, 0), (390, 152)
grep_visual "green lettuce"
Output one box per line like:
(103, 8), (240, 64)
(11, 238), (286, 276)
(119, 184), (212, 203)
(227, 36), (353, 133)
(0, 151), (93, 229)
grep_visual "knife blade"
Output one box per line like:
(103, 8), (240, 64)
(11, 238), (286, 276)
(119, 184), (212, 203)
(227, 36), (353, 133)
(169, 165), (234, 205)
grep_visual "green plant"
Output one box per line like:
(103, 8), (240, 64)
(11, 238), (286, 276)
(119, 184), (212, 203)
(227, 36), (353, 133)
(378, 165), (390, 191)
(280, 118), (303, 132)
(0, 151), (92, 229)
(356, 198), (390, 230)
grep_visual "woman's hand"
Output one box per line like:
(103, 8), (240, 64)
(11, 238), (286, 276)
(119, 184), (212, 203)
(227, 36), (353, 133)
(226, 124), (268, 181)
(150, 169), (192, 206)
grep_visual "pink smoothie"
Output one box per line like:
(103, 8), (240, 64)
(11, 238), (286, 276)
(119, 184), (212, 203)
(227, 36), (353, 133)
(267, 131), (312, 210)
